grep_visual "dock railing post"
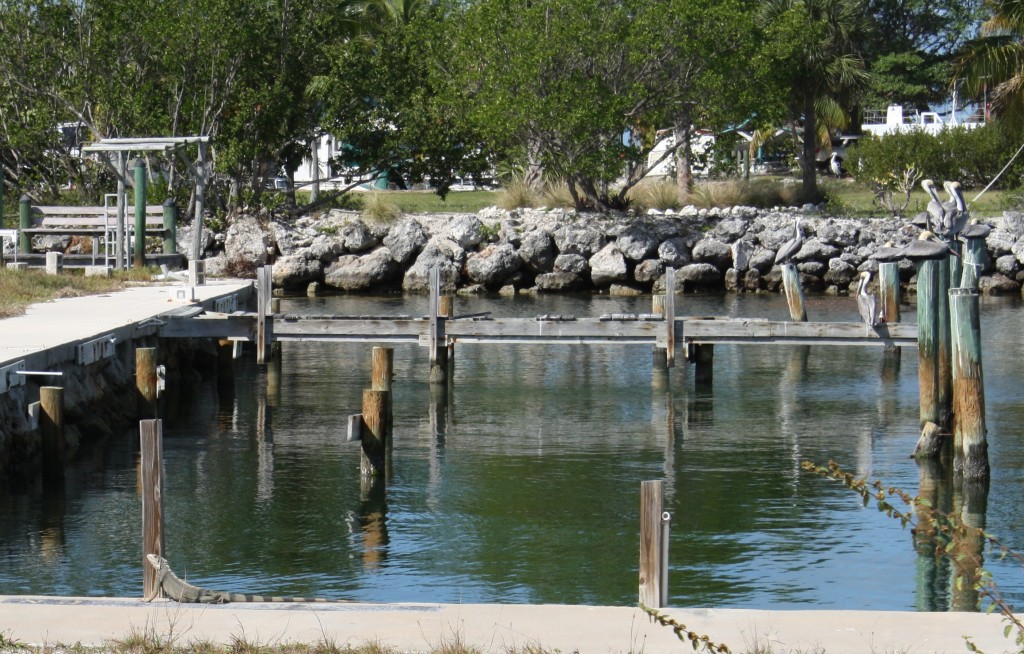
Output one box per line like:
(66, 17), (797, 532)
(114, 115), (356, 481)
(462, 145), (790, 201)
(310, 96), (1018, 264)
(639, 479), (669, 608)
(40, 386), (65, 483)
(136, 346), (158, 419)
(140, 419), (164, 600)
(133, 159), (147, 269)
(781, 263), (807, 322)
(950, 288), (988, 480)
(665, 267), (676, 367)
(652, 294), (668, 369)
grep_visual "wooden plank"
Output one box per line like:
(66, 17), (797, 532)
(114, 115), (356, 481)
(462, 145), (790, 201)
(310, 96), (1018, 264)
(680, 319), (918, 346)
(159, 314), (256, 339)
(32, 205), (164, 216)
(140, 419), (164, 600)
(639, 480), (664, 608)
(445, 319), (660, 340)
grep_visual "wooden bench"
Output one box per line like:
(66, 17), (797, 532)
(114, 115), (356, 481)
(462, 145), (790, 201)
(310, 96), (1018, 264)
(21, 205), (168, 238)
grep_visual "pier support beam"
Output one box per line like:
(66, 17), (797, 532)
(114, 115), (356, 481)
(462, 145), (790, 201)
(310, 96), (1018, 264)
(428, 267), (447, 384)
(950, 288), (988, 480)
(140, 419), (164, 600)
(781, 263), (807, 322)
(371, 346), (394, 428)
(652, 294), (668, 369)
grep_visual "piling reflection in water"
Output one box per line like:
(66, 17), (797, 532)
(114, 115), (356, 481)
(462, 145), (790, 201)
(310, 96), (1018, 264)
(3, 293), (1024, 609)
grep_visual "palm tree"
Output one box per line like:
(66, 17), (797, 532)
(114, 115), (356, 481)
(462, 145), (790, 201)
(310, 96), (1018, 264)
(758, 0), (870, 200)
(955, 0), (1024, 131)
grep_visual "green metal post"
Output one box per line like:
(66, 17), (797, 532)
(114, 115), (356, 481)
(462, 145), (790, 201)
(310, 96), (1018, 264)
(162, 199), (177, 255)
(134, 159), (147, 268)
(19, 194), (31, 254)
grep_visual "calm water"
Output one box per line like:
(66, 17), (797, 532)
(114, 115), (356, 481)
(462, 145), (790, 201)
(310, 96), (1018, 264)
(2, 292), (1023, 610)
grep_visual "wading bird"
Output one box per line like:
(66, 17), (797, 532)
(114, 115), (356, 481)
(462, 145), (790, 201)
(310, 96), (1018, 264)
(857, 271), (880, 327)
(774, 217), (804, 265)
(830, 152), (843, 177)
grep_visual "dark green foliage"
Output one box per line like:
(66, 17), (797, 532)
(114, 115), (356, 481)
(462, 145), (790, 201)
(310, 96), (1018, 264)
(848, 124), (1024, 190)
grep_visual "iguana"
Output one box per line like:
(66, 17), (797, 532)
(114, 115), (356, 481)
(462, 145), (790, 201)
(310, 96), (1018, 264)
(146, 554), (347, 604)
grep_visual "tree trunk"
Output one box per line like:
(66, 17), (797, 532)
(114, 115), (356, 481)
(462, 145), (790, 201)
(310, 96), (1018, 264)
(800, 92), (819, 202)
(673, 119), (693, 205)
(525, 139), (545, 191)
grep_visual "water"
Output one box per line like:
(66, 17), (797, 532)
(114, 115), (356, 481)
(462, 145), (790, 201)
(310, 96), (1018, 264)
(2, 292), (1023, 610)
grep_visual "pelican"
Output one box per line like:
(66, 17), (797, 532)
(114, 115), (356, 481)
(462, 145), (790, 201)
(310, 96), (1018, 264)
(857, 271), (880, 327)
(871, 240), (904, 262)
(942, 180), (970, 236)
(921, 179), (946, 233)
(774, 217), (804, 265)
(901, 230), (961, 260)
(960, 218), (991, 240)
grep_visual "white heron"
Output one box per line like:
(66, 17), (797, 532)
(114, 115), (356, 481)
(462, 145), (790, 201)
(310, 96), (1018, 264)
(829, 152), (843, 177)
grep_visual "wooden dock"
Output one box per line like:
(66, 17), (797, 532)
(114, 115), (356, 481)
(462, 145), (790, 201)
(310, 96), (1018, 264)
(155, 266), (918, 362)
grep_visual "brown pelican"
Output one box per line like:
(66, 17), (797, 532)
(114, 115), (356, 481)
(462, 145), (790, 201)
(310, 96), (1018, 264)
(774, 217), (804, 265)
(921, 179), (946, 232)
(960, 218), (992, 240)
(857, 271), (880, 327)
(870, 240), (904, 262)
(942, 180), (970, 236)
(901, 230), (961, 260)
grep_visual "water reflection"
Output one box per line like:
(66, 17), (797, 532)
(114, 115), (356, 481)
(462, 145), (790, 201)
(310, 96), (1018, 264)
(0, 293), (1021, 610)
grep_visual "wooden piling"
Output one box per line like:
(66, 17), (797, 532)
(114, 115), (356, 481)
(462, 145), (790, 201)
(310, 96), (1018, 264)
(371, 347), (394, 428)
(440, 294), (455, 374)
(878, 261), (901, 356)
(781, 263), (807, 322)
(916, 260), (940, 430)
(639, 479), (667, 608)
(692, 344), (713, 387)
(652, 294), (668, 369)
(216, 338), (234, 394)
(360, 389), (389, 479)
(937, 257), (952, 429)
(135, 347), (158, 420)
(256, 265), (272, 365)
(140, 419), (164, 600)
(961, 237), (985, 291)
(428, 268), (447, 384)
(950, 288), (988, 480)
(133, 159), (147, 269)
(40, 386), (65, 482)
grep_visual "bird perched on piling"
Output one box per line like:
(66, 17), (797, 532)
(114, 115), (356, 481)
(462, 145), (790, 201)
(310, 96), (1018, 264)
(920, 179), (969, 238)
(901, 230), (961, 260)
(856, 271), (881, 327)
(774, 217), (804, 266)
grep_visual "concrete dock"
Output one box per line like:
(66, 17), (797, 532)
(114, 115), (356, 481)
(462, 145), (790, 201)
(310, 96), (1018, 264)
(0, 596), (1015, 654)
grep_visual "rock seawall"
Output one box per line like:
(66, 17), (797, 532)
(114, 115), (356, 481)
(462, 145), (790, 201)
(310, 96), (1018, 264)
(182, 206), (1024, 296)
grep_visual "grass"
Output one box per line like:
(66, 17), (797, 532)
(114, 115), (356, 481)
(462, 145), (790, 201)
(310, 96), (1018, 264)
(0, 267), (154, 319)
(316, 178), (1019, 217)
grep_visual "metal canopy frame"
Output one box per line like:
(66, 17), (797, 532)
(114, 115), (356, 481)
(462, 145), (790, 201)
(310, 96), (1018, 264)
(81, 136), (209, 269)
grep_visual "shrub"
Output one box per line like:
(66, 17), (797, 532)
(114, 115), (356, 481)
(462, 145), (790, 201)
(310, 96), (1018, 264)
(628, 179), (680, 212)
(496, 176), (537, 209)
(360, 192), (402, 224)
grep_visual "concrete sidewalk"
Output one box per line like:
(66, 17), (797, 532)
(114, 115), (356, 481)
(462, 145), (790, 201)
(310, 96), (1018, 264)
(0, 596), (1015, 654)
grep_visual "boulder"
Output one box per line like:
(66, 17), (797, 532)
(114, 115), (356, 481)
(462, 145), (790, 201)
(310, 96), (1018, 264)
(589, 244), (628, 286)
(554, 253), (589, 275)
(616, 224), (660, 261)
(448, 215), (484, 249)
(518, 229), (556, 273)
(692, 238), (732, 269)
(678, 262), (722, 287)
(792, 238), (839, 263)
(273, 254), (323, 290)
(383, 219), (428, 266)
(466, 243), (522, 288)
(981, 273), (1021, 295)
(554, 224), (607, 257)
(713, 218), (749, 242)
(324, 247), (399, 291)
(996, 254), (1019, 277)
(225, 216), (272, 267)
(404, 242), (462, 293)
(657, 237), (692, 267)
(731, 240), (754, 272)
(823, 257), (857, 286)
(634, 259), (665, 284)
(308, 234), (345, 262)
(535, 272), (586, 292)
(341, 220), (379, 253)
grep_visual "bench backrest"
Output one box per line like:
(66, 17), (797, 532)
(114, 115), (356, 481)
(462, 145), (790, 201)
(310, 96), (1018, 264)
(30, 205), (166, 227)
